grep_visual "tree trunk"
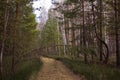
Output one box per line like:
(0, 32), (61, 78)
(81, 0), (87, 63)
(11, 2), (18, 78)
(91, 0), (109, 64)
(99, 0), (103, 61)
(114, 0), (120, 66)
(0, 0), (9, 79)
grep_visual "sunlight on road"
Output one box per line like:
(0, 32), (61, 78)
(29, 57), (82, 80)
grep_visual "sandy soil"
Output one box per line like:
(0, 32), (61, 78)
(29, 57), (82, 80)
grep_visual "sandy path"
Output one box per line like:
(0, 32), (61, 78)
(29, 57), (82, 80)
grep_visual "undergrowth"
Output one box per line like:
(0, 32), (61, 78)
(47, 55), (120, 80)
(3, 57), (42, 80)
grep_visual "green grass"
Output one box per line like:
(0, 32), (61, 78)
(49, 56), (120, 80)
(3, 57), (43, 80)
(13, 59), (42, 80)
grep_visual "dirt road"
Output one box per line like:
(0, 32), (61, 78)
(29, 57), (82, 80)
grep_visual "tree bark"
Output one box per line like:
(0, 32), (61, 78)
(91, 0), (109, 64)
(99, 0), (103, 61)
(81, 0), (87, 63)
(0, 0), (9, 79)
(114, 0), (120, 66)
(11, 2), (18, 78)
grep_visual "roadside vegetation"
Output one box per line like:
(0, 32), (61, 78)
(3, 57), (42, 80)
(45, 55), (120, 80)
(0, 0), (120, 80)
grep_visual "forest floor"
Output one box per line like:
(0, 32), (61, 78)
(29, 56), (82, 80)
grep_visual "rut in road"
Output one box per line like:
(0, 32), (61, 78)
(29, 57), (83, 80)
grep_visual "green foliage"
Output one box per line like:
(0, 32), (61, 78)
(14, 5), (39, 57)
(64, 5), (79, 18)
(0, 0), (38, 55)
(65, 0), (79, 4)
(64, 11), (77, 18)
(89, 48), (97, 56)
(13, 59), (42, 80)
(0, 0), (40, 79)
(68, 46), (79, 56)
(39, 18), (61, 47)
(57, 58), (120, 80)
(79, 47), (97, 56)
(3, 58), (42, 80)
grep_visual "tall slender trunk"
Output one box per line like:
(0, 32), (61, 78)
(57, 19), (60, 56)
(0, 1), (9, 79)
(99, 0), (103, 61)
(91, 0), (109, 64)
(64, 18), (69, 55)
(114, 0), (120, 66)
(11, 2), (18, 78)
(91, 0), (96, 63)
(98, 1), (109, 64)
(72, 25), (75, 46)
(81, 0), (87, 63)
(65, 18), (69, 45)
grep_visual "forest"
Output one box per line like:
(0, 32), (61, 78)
(0, 0), (120, 80)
